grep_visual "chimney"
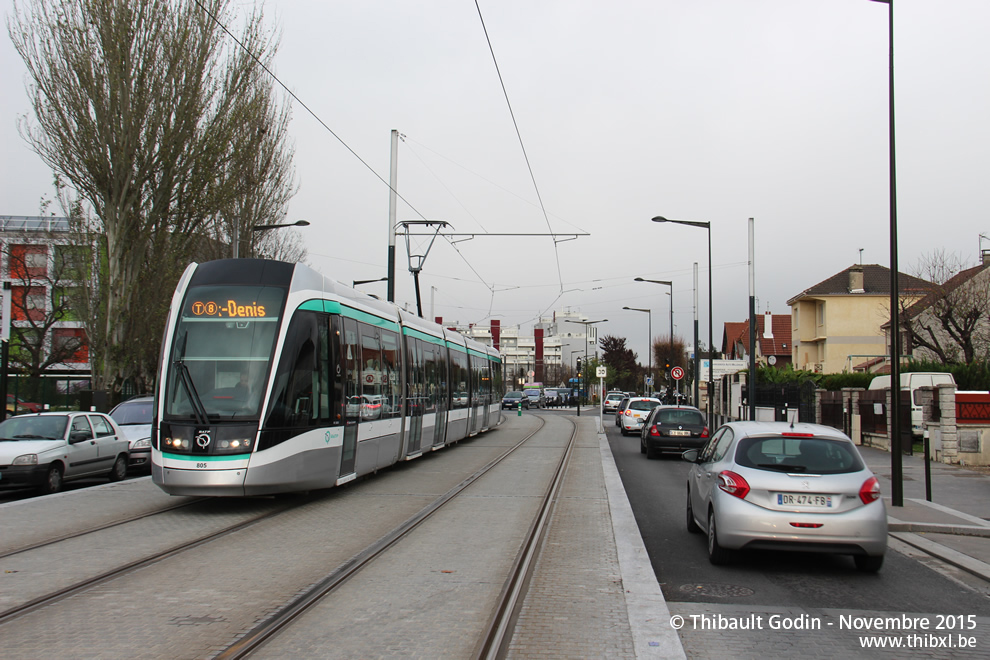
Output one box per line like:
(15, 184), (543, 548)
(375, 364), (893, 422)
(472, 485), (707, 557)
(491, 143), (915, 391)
(763, 310), (774, 339)
(982, 249), (990, 268)
(848, 265), (865, 293)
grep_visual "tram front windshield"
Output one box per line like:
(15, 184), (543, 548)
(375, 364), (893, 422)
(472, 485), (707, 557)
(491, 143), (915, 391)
(164, 285), (285, 420)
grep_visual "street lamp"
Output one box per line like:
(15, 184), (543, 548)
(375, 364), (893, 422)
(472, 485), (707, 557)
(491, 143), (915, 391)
(623, 306), (651, 396)
(869, 0), (903, 507)
(563, 318), (607, 417)
(652, 216), (713, 420)
(635, 278), (674, 367)
(233, 219), (310, 258)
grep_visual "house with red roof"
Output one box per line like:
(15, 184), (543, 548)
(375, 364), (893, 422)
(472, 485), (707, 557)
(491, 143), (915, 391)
(721, 311), (792, 367)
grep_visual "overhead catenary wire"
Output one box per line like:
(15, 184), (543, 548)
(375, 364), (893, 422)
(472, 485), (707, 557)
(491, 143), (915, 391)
(473, 0), (565, 295)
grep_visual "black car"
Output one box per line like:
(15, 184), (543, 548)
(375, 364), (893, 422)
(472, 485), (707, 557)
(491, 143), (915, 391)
(640, 405), (709, 459)
(501, 391), (530, 410)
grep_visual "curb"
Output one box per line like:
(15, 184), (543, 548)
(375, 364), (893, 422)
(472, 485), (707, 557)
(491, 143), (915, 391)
(890, 531), (990, 582)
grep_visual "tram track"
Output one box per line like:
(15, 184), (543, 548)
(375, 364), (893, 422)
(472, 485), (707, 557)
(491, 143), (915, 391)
(215, 413), (576, 660)
(0, 498), (300, 626)
(0, 413), (579, 659)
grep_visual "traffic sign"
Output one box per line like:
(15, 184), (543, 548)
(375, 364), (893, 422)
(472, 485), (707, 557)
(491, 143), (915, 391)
(670, 366), (685, 381)
(596, 366), (607, 378)
(645, 376), (653, 386)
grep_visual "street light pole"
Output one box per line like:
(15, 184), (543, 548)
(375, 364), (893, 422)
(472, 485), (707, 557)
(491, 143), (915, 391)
(623, 306), (651, 396)
(870, 0), (902, 507)
(564, 319), (607, 417)
(635, 278), (673, 390)
(236, 220), (311, 259)
(652, 217), (713, 420)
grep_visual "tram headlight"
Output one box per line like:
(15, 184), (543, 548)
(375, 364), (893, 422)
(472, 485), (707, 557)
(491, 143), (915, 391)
(213, 424), (257, 455)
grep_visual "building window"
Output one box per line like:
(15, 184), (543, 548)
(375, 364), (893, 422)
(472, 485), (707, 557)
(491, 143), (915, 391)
(816, 302), (825, 327)
(9, 244), (48, 279)
(55, 245), (91, 281)
(12, 285), (47, 321)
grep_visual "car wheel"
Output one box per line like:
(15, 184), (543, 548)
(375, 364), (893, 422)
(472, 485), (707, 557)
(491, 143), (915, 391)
(646, 443), (657, 460)
(686, 489), (701, 533)
(640, 437), (646, 454)
(108, 455), (127, 482)
(854, 554), (884, 573)
(707, 509), (731, 565)
(41, 464), (63, 495)
(620, 426), (628, 436)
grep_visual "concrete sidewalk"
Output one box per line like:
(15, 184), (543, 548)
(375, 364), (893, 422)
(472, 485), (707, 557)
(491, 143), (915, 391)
(858, 445), (990, 582)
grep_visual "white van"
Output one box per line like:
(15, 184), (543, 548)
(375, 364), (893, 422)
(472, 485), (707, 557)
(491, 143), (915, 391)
(868, 372), (956, 437)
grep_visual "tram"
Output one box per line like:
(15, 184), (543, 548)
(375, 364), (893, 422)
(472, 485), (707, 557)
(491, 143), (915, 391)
(151, 259), (503, 496)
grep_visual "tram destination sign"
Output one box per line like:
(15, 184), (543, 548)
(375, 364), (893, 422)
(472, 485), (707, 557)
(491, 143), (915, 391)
(187, 298), (269, 319)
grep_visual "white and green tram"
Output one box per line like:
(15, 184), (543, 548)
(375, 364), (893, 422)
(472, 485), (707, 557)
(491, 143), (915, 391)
(152, 259), (503, 496)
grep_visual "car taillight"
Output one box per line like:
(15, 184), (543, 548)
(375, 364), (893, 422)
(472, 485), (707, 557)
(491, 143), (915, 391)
(717, 470), (750, 499)
(649, 425), (660, 436)
(859, 476), (881, 504)
(701, 426), (709, 438)
(624, 410), (633, 416)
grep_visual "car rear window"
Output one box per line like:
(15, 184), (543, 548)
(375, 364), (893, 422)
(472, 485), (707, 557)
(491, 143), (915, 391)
(735, 436), (865, 475)
(656, 409), (706, 426)
(628, 400), (659, 411)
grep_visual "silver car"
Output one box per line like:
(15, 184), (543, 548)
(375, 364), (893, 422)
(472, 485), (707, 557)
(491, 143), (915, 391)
(618, 397), (662, 436)
(683, 421), (887, 572)
(0, 412), (130, 494)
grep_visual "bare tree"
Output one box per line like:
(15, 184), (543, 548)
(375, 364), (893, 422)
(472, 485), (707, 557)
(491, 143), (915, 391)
(903, 250), (990, 364)
(9, 0), (297, 392)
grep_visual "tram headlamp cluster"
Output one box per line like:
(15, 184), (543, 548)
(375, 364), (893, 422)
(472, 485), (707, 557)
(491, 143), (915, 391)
(214, 436), (253, 453)
(163, 436), (191, 450)
(160, 423), (257, 455)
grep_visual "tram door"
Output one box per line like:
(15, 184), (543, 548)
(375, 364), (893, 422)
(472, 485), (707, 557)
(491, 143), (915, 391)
(432, 344), (448, 446)
(406, 337), (424, 455)
(339, 316), (359, 476)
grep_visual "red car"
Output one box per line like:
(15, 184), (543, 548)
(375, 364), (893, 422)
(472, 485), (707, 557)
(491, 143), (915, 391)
(7, 394), (42, 414)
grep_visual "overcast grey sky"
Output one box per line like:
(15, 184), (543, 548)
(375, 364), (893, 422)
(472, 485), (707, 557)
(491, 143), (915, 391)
(3, 0), (988, 363)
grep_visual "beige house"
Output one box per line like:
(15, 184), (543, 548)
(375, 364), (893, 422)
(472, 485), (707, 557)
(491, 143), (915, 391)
(787, 264), (929, 374)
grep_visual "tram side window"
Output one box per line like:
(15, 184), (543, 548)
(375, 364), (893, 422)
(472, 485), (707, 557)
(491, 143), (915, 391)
(359, 324), (385, 419)
(381, 329), (400, 419)
(343, 318), (361, 423)
(266, 311), (332, 429)
(493, 360), (503, 396)
(450, 349), (469, 409)
(422, 341), (439, 414)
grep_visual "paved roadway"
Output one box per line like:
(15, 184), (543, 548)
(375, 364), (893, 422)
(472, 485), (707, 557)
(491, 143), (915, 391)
(603, 418), (990, 657)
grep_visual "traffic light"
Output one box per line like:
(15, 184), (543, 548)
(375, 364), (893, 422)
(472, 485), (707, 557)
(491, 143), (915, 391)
(576, 357), (582, 372)
(664, 358), (671, 370)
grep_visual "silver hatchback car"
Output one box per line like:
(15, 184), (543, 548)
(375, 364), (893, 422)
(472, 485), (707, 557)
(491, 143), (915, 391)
(683, 421), (887, 572)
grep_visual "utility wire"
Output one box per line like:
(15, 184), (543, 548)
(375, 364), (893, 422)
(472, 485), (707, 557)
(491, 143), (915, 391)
(193, 0), (430, 222)
(473, 0), (565, 294)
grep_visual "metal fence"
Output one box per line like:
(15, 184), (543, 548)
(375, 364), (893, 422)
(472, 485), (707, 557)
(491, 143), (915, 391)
(753, 380), (817, 423)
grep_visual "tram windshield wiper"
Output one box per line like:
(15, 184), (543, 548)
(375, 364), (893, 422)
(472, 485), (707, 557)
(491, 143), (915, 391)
(172, 333), (210, 426)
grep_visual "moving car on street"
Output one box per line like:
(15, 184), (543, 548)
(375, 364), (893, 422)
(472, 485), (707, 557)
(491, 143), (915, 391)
(683, 421), (887, 572)
(640, 405), (709, 459)
(523, 388), (546, 409)
(618, 397), (662, 436)
(603, 391), (625, 414)
(502, 391), (530, 410)
(0, 411), (130, 494)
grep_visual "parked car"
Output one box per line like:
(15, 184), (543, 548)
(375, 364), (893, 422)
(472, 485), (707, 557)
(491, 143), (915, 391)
(618, 397), (662, 436)
(502, 390), (530, 410)
(6, 394), (42, 414)
(108, 395), (154, 473)
(640, 405), (709, 459)
(0, 411), (130, 494)
(602, 392), (626, 414)
(683, 421), (887, 572)
(523, 388), (546, 409)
